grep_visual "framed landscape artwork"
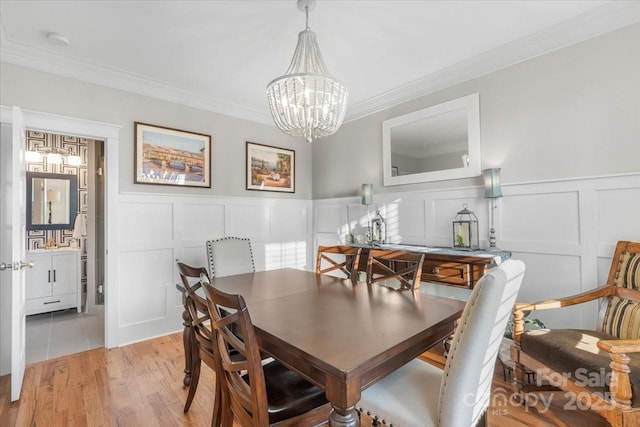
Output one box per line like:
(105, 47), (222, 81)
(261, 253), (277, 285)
(246, 142), (295, 193)
(134, 122), (211, 188)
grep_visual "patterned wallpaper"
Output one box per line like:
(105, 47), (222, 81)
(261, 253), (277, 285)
(25, 130), (93, 294)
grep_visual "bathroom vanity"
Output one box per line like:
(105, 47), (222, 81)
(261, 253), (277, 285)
(25, 247), (81, 315)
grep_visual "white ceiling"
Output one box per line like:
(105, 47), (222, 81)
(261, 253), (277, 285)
(1, 1), (639, 126)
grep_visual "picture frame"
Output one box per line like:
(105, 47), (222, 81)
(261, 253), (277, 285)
(246, 142), (295, 193)
(134, 122), (211, 188)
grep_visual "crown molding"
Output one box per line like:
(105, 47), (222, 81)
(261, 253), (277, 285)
(0, 25), (274, 126)
(1, 2), (638, 126)
(344, 1), (640, 122)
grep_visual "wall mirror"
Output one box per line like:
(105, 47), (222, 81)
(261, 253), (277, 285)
(26, 171), (77, 230)
(382, 93), (481, 186)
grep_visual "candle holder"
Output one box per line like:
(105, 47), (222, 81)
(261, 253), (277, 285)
(452, 204), (479, 250)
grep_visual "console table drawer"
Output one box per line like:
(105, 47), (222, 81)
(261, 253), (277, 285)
(26, 293), (77, 315)
(422, 261), (470, 287)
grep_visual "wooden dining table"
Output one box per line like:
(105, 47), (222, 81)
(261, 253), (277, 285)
(205, 268), (465, 427)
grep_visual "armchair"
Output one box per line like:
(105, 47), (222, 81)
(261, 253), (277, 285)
(511, 241), (640, 426)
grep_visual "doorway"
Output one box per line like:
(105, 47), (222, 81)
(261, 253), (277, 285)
(0, 107), (120, 402)
(23, 130), (106, 363)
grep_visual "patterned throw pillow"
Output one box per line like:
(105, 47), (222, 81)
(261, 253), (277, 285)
(603, 296), (640, 339)
(614, 251), (640, 290)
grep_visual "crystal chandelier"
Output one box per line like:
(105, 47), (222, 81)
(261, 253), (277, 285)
(267, 0), (348, 143)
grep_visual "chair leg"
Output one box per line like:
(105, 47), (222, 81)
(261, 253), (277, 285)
(184, 354), (201, 412)
(182, 309), (193, 387)
(211, 369), (222, 427)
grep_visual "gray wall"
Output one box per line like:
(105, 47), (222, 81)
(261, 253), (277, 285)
(0, 64), (313, 199)
(312, 23), (640, 199)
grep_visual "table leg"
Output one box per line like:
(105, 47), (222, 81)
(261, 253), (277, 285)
(329, 405), (359, 427)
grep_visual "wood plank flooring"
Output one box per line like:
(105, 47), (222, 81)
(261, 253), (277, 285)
(1, 332), (609, 426)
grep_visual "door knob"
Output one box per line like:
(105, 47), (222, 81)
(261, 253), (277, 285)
(0, 261), (34, 271)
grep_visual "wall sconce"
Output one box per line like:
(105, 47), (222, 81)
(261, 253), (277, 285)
(452, 204), (479, 250)
(361, 183), (373, 206)
(483, 168), (502, 251)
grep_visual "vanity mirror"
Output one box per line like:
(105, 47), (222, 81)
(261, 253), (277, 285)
(26, 172), (77, 230)
(382, 93), (481, 186)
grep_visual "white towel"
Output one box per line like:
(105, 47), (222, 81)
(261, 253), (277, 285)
(72, 213), (87, 238)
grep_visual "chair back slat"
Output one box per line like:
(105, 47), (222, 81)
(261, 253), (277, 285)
(315, 245), (362, 281)
(601, 242), (640, 339)
(203, 281), (270, 427)
(366, 249), (425, 291)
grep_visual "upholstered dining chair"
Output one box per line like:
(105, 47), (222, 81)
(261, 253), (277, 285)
(366, 249), (426, 291)
(202, 280), (331, 427)
(511, 241), (640, 427)
(315, 245), (362, 281)
(206, 236), (255, 278)
(176, 262), (223, 426)
(358, 259), (525, 427)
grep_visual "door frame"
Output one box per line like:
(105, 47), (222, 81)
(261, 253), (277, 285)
(0, 106), (121, 349)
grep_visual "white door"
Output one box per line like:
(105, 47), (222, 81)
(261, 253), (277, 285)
(0, 106), (29, 401)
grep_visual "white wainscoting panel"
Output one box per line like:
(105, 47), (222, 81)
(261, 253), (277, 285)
(597, 187), (640, 244)
(313, 173), (640, 330)
(316, 205), (347, 235)
(502, 192), (580, 245)
(227, 204), (270, 238)
(388, 200), (425, 241)
(115, 194), (312, 346)
(119, 248), (173, 326)
(181, 203), (225, 240)
(119, 202), (173, 243)
(271, 205), (308, 237)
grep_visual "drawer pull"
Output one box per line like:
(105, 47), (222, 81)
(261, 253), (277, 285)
(44, 300), (61, 305)
(432, 267), (440, 274)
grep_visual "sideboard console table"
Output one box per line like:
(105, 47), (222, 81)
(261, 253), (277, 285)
(351, 243), (511, 289)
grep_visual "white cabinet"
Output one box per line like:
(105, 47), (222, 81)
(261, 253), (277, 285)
(25, 248), (81, 315)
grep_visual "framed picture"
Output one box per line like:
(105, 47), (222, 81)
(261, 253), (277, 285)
(134, 122), (211, 188)
(246, 142), (295, 193)
(391, 166), (399, 177)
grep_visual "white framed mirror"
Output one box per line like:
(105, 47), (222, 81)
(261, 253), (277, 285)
(382, 93), (481, 186)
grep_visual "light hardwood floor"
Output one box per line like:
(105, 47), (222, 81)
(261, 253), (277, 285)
(1, 332), (608, 426)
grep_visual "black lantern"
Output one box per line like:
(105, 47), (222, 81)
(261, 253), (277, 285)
(452, 204), (479, 250)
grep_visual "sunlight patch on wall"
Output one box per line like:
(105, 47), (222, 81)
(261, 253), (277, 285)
(385, 200), (401, 243)
(265, 241), (307, 270)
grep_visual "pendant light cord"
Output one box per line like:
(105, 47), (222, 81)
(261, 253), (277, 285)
(305, 5), (310, 29)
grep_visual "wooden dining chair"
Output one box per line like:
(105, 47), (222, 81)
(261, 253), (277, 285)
(176, 262), (223, 426)
(358, 259), (525, 426)
(366, 249), (425, 291)
(202, 281), (331, 427)
(206, 236), (255, 278)
(315, 245), (362, 281)
(511, 241), (640, 426)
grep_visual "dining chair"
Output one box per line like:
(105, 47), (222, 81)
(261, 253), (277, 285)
(176, 261), (223, 426)
(315, 245), (362, 281)
(202, 281), (331, 427)
(358, 259), (525, 427)
(366, 249), (426, 291)
(206, 236), (255, 278)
